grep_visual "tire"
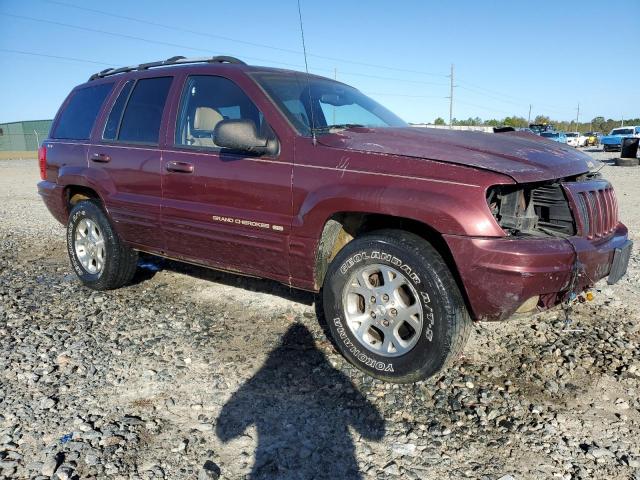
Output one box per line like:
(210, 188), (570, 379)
(322, 230), (471, 383)
(67, 200), (138, 290)
(615, 158), (639, 167)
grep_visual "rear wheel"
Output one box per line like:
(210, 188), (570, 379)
(67, 200), (138, 290)
(322, 230), (471, 383)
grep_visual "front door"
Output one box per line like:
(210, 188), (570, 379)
(161, 74), (293, 283)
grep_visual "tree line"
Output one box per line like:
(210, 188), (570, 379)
(429, 116), (640, 133)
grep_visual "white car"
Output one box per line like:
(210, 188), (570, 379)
(565, 132), (586, 147)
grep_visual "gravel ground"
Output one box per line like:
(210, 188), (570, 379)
(1, 150), (639, 480)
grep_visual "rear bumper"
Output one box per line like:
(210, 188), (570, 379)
(37, 180), (67, 225)
(444, 223), (630, 321)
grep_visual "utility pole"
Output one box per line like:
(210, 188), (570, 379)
(448, 64), (455, 127)
(528, 104), (532, 124)
(575, 103), (580, 131)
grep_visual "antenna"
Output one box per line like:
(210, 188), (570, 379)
(296, 0), (317, 145)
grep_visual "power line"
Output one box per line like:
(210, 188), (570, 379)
(0, 48), (449, 98)
(457, 79), (572, 115)
(337, 71), (446, 86)
(1, 6), (592, 120)
(365, 92), (446, 98)
(0, 49), (586, 122)
(0, 12), (449, 88)
(455, 99), (518, 117)
(39, 0), (448, 78)
(0, 49), (560, 121)
(0, 48), (111, 66)
(458, 85), (529, 108)
(0, 12), (325, 71)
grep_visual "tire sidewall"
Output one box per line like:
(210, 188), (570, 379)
(67, 201), (116, 289)
(323, 234), (456, 381)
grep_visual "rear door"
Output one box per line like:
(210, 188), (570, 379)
(161, 73), (293, 282)
(88, 76), (174, 251)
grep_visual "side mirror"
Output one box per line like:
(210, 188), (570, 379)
(213, 119), (279, 156)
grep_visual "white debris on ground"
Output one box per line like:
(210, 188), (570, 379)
(0, 149), (638, 480)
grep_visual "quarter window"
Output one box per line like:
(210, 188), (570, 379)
(175, 75), (270, 149)
(118, 77), (173, 144)
(52, 83), (113, 140)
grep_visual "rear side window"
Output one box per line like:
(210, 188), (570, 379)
(52, 83), (113, 140)
(118, 77), (173, 144)
(103, 80), (134, 140)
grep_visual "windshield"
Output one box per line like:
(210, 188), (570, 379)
(565, 133), (578, 137)
(610, 128), (633, 135)
(541, 132), (559, 138)
(251, 72), (407, 135)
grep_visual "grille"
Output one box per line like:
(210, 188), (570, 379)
(531, 185), (575, 236)
(574, 187), (618, 239)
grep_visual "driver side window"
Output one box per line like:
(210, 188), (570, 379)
(175, 75), (269, 149)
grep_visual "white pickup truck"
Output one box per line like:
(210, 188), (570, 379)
(565, 132), (587, 147)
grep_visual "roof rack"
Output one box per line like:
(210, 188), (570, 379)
(88, 55), (246, 81)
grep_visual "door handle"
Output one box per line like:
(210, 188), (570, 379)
(166, 161), (194, 173)
(90, 153), (111, 163)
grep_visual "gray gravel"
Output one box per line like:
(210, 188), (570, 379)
(1, 150), (639, 479)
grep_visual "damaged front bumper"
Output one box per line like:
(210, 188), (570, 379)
(444, 223), (631, 321)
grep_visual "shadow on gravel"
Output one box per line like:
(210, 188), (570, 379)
(215, 324), (385, 479)
(134, 253), (315, 305)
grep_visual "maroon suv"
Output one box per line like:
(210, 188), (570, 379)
(38, 56), (632, 383)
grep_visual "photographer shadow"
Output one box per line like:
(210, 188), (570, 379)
(216, 323), (385, 479)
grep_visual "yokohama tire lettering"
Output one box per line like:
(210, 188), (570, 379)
(68, 210), (86, 277)
(333, 317), (394, 372)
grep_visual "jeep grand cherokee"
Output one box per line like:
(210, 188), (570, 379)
(38, 56), (632, 383)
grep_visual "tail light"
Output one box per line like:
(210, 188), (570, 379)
(38, 145), (47, 180)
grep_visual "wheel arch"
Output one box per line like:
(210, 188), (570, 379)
(64, 184), (103, 216)
(314, 211), (473, 318)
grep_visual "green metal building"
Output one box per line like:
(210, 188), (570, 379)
(0, 119), (53, 152)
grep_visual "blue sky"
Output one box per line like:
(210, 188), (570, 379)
(1, 0), (638, 124)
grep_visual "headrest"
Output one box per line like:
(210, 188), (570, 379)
(194, 107), (223, 130)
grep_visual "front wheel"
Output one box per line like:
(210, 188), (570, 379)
(67, 200), (138, 290)
(322, 230), (471, 383)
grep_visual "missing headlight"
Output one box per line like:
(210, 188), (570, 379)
(487, 183), (576, 237)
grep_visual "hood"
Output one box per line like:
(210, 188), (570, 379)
(317, 127), (595, 183)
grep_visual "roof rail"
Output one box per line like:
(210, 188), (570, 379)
(88, 55), (246, 81)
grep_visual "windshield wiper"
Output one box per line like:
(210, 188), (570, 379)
(312, 123), (365, 133)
